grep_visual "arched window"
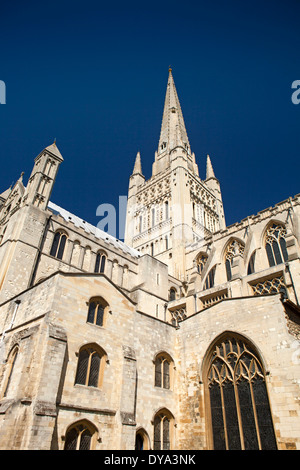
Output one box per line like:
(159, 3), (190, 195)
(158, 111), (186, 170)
(196, 253), (208, 274)
(94, 252), (106, 273)
(153, 409), (174, 450)
(224, 240), (245, 281)
(169, 287), (176, 301)
(154, 353), (173, 389)
(75, 344), (106, 388)
(204, 266), (216, 290)
(50, 231), (67, 260)
(3, 346), (19, 398)
(87, 298), (108, 327)
(64, 420), (97, 450)
(205, 334), (277, 450)
(265, 223), (288, 267)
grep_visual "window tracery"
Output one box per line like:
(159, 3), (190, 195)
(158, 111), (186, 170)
(206, 335), (277, 450)
(225, 240), (244, 281)
(251, 275), (287, 298)
(265, 223), (288, 267)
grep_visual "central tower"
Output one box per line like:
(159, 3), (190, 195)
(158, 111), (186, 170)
(125, 69), (226, 279)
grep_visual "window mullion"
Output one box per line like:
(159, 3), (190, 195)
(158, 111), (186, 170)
(249, 378), (262, 450)
(86, 352), (92, 386)
(219, 384), (229, 450)
(233, 379), (245, 450)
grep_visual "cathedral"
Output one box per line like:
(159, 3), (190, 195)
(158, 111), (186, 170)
(0, 69), (299, 451)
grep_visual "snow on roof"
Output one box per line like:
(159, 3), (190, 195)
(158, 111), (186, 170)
(48, 201), (140, 259)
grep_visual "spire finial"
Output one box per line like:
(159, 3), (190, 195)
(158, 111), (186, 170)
(169, 65), (172, 73)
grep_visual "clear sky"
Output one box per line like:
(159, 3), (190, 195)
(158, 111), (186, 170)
(1, 0), (299, 238)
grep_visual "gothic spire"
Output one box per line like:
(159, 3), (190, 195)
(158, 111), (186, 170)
(158, 68), (190, 154)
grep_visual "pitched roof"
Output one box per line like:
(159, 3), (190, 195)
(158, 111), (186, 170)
(48, 201), (140, 259)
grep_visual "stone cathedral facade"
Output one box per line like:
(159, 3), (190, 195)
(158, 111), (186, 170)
(0, 69), (299, 451)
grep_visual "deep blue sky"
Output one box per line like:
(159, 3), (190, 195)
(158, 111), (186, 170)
(1, 0), (299, 238)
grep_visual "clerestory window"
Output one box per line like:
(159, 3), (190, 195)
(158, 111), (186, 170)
(50, 231), (67, 260)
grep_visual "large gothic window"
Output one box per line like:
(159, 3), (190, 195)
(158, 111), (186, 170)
(205, 334), (277, 450)
(265, 223), (288, 267)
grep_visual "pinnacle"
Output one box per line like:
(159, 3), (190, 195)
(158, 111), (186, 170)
(206, 154), (216, 179)
(132, 151), (143, 176)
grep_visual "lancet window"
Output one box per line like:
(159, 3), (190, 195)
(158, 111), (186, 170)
(153, 410), (173, 450)
(94, 251), (106, 273)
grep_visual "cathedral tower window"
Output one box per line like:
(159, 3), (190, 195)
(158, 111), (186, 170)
(265, 223), (288, 267)
(75, 344), (106, 388)
(87, 298), (108, 327)
(154, 352), (173, 389)
(64, 420), (97, 450)
(153, 409), (174, 450)
(204, 333), (277, 450)
(50, 230), (67, 260)
(94, 251), (106, 273)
